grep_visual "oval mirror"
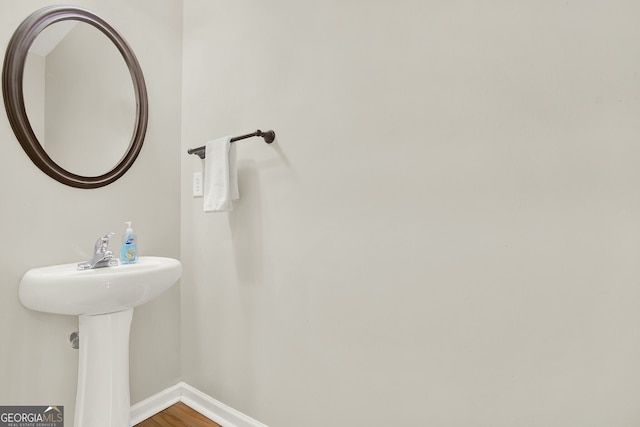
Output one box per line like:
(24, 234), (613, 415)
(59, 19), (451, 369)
(2, 5), (148, 189)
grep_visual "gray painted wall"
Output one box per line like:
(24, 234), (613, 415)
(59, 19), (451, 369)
(181, 1), (640, 426)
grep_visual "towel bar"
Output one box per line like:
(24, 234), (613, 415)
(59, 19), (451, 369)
(187, 129), (275, 159)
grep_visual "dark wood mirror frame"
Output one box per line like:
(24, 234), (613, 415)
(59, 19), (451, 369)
(2, 5), (148, 189)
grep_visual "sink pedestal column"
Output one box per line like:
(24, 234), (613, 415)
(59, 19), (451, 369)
(75, 308), (133, 427)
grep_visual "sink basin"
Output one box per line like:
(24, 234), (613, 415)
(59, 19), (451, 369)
(19, 256), (181, 316)
(19, 256), (181, 427)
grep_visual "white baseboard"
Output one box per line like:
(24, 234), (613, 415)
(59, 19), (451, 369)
(130, 382), (268, 427)
(130, 383), (182, 425)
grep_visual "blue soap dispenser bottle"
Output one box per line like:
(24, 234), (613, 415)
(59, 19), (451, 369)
(120, 221), (138, 264)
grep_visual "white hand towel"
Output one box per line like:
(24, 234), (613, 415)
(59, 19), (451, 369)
(203, 136), (239, 212)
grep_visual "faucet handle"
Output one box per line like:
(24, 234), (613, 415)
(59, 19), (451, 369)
(94, 232), (115, 253)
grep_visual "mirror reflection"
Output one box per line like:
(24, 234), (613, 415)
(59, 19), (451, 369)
(23, 22), (135, 176)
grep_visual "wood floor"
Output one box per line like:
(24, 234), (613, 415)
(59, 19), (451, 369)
(135, 402), (222, 427)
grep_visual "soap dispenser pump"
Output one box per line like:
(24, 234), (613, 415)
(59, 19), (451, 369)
(120, 221), (138, 264)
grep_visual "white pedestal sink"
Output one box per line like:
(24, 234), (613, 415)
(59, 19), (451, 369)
(19, 256), (182, 427)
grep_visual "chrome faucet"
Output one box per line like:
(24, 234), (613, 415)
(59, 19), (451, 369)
(77, 233), (119, 270)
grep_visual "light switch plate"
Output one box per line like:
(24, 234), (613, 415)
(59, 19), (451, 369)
(192, 172), (203, 197)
